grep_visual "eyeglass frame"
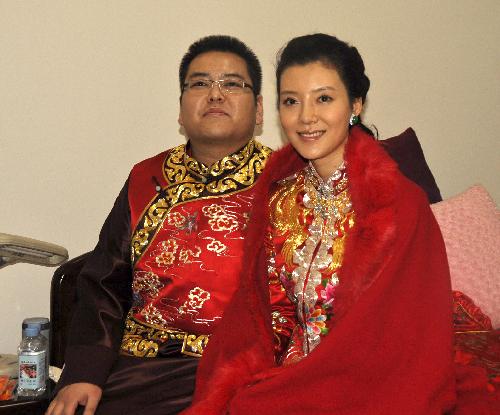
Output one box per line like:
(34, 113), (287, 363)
(182, 78), (254, 95)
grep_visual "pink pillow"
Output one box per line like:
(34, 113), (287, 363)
(431, 185), (500, 328)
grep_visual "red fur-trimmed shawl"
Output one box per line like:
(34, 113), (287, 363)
(181, 127), (457, 414)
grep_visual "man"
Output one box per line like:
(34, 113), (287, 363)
(47, 35), (271, 415)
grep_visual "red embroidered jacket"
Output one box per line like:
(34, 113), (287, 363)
(57, 139), (272, 388)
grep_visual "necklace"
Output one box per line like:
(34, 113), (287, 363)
(303, 161), (350, 221)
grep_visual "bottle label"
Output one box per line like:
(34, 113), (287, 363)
(18, 351), (46, 389)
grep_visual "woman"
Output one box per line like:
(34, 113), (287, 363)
(182, 34), (458, 414)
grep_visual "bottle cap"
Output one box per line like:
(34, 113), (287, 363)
(24, 326), (40, 337)
(22, 317), (50, 331)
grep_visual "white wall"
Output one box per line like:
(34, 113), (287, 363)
(1, 0), (499, 353)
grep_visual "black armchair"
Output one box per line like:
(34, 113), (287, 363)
(49, 252), (90, 369)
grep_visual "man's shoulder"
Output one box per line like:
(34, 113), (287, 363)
(131, 143), (185, 174)
(253, 139), (273, 157)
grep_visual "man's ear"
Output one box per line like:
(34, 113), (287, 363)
(255, 95), (264, 126)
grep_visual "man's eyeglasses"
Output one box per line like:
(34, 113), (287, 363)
(183, 78), (253, 94)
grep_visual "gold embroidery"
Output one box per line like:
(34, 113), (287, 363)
(131, 197), (170, 263)
(120, 314), (210, 358)
(154, 239), (179, 267)
(167, 211), (186, 227)
(131, 140), (272, 265)
(202, 204), (225, 216)
(178, 287), (211, 314)
(206, 238), (227, 254)
(271, 175), (310, 267)
(182, 334), (210, 357)
(203, 204), (240, 232)
(330, 234), (346, 271)
(178, 246), (201, 263)
(120, 337), (158, 357)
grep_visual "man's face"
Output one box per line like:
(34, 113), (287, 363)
(179, 51), (263, 152)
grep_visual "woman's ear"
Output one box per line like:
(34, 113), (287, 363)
(352, 97), (363, 116)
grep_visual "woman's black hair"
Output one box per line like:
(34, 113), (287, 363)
(276, 33), (374, 135)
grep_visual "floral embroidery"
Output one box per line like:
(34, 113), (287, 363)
(203, 204), (240, 232)
(179, 246), (202, 263)
(178, 212), (198, 234)
(167, 212), (198, 233)
(320, 273), (339, 308)
(155, 239), (178, 266)
(141, 304), (167, 326)
(179, 287), (211, 314)
(167, 211), (186, 227)
(156, 251), (175, 266)
(212, 215), (239, 231)
(306, 307), (328, 336)
(206, 239), (227, 254)
(202, 204), (225, 216)
(132, 270), (164, 298)
(320, 283), (336, 308)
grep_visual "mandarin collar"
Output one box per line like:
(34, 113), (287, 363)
(183, 139), (256, 180)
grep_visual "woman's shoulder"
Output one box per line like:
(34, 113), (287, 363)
(346, 129), (433, 237)
(394, 172), (431, 211)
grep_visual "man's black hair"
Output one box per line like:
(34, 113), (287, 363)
(179, 35), (262, 98)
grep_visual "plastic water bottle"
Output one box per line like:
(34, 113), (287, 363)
(22, 317), (50, 374)
(17, 326), (47, 397)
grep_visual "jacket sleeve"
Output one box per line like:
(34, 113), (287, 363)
(56, 179), (132, 390)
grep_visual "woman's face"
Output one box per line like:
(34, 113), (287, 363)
(279, 61), (362, 179)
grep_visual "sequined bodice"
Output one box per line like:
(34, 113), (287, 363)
(269, 163), (355, 358)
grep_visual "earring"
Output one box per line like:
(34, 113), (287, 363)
(349, 113), (359, 126)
